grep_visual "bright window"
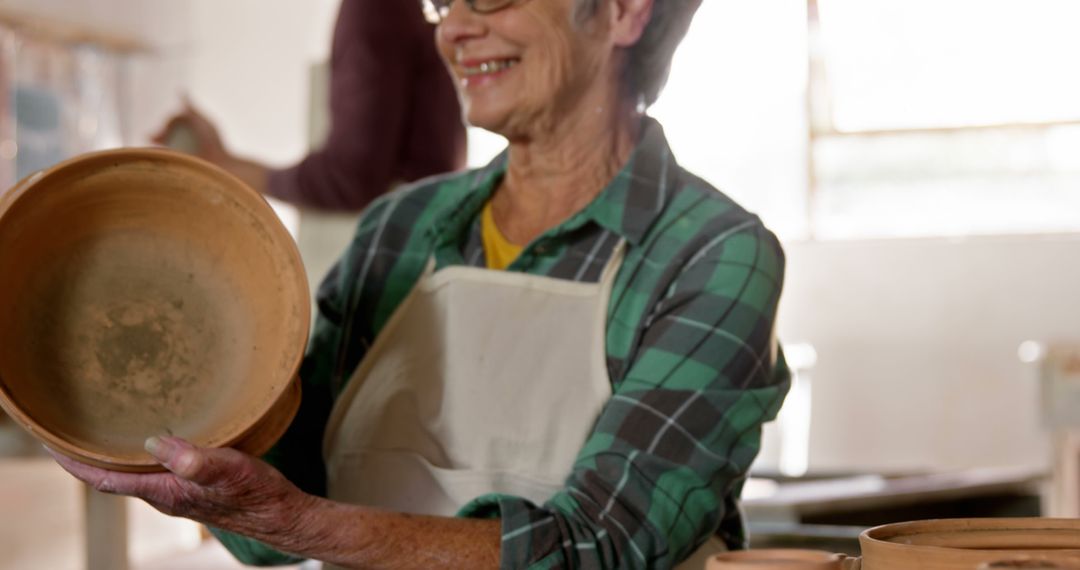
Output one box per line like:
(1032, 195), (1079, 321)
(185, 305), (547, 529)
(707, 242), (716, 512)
(809, 0), (1080, 239)
(470, 0), (1080, 240)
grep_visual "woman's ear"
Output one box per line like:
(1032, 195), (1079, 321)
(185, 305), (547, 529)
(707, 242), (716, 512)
(609, 0), (654, 47)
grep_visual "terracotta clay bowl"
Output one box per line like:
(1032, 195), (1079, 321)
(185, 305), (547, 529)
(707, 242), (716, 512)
(980, 559), (1080, 569)
(0, 148), (309, 472)
(859, 518), (1080, 570)
(706, 549), (849, 569)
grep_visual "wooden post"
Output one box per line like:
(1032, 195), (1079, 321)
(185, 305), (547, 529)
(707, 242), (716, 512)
(83, 486), (129, 570)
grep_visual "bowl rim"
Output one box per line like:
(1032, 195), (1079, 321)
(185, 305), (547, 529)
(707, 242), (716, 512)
(0, 147), (311, 470)
(860, 518), (1080, 556)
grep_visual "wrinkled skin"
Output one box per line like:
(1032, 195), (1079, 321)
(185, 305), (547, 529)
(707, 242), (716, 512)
(50, 437), (313, 545)
(51, 437), (502, 568)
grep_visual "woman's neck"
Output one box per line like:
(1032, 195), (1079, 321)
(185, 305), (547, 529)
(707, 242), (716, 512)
(494, 97), (641, 246)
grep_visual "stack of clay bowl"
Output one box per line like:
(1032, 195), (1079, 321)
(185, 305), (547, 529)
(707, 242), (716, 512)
(859, 518), (1080, 569)
(0, 148), (309, 471)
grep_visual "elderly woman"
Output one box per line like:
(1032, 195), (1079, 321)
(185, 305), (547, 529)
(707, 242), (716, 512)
(55, 0), (790, 568)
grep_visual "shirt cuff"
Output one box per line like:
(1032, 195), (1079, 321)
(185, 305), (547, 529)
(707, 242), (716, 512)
(458, 493), (564, 569)
(264, 167), (302, 207)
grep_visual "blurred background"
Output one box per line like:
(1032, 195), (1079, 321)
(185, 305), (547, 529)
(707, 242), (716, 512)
(1, 0), (1078, 568)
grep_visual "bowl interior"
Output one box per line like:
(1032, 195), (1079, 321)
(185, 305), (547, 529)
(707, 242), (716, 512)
(0, 151), (308, 467)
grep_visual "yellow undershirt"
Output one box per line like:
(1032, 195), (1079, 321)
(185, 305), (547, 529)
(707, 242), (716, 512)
(481, 200), (524, 270)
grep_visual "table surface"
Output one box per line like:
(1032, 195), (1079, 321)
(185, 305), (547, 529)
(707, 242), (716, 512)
(743, 465), (1046, 523)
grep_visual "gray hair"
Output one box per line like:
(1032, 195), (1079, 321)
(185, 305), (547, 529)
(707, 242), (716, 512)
(575, 0), (703, 107)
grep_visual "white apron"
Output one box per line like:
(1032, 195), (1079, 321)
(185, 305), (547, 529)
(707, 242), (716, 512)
(322, 242), (724, 568)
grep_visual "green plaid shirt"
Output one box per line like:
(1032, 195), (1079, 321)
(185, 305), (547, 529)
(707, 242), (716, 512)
(217, 117), (790, 569)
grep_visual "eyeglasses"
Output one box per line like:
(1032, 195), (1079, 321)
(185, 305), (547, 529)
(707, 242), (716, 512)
(420, 0), (526, 24)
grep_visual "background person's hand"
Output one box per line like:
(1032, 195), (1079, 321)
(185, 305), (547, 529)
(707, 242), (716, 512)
(151, 98), (231, 164)
(151, 97), (271, 195)
(48, 436), (315, 543)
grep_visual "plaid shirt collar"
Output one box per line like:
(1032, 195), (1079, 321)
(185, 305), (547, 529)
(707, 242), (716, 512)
(427, 116), (679, 251)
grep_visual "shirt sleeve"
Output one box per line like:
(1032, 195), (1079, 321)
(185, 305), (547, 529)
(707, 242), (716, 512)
(459, 221), (791, 569)
(265, 0), (459, 211)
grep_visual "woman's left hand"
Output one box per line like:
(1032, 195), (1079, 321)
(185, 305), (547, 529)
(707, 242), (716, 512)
(49, 436), (314, 542)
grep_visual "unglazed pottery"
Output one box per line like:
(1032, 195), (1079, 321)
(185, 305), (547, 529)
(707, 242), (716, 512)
(979, 558), (1080, 569)
(706, 549), (850, 569)
(859, 518), (1080, 570)
(0, 148), (309, 471)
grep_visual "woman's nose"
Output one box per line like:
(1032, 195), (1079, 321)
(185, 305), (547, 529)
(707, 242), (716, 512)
(437, 1), (486, 46)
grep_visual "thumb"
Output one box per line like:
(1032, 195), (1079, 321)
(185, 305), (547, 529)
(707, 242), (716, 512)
(145, 436), (220, 485)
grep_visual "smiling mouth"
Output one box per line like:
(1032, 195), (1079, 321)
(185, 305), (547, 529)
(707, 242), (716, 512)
(461, 58), (520, 77)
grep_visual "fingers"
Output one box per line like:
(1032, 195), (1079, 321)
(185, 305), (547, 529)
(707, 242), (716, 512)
(48, 446), (110, 484)
(146, 436), (209, 481)
(51, 436), (305, 536)
(47, 446), (167, 497)
(145, 436), (249, 487)
(151, 96), (215, 147)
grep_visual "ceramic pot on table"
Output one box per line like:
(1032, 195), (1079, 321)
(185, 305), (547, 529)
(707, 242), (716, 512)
(979, 557), (1080, 569)
(706, 548), (855, 570)
(858, 518), (1080, 570)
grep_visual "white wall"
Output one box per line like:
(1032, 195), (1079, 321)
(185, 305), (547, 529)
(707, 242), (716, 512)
(651, 0), (808, 238)
(184, 0), (338, 165)
(773, 235), (1076, 473)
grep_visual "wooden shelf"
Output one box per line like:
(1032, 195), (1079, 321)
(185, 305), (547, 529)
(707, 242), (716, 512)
(0, 7), (149, 54)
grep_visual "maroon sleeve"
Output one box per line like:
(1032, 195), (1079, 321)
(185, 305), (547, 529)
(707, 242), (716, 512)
(267, 0), (466, 211)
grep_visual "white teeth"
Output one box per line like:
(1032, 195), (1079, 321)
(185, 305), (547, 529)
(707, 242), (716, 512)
(462, 59), (518, 77)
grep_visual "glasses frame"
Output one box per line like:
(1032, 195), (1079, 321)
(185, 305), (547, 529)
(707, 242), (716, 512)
(421, 0), (524, 24)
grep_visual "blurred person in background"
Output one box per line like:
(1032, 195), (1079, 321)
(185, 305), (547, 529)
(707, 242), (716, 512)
(55, 0), (791, 568)
(155, 0), (466, 211)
